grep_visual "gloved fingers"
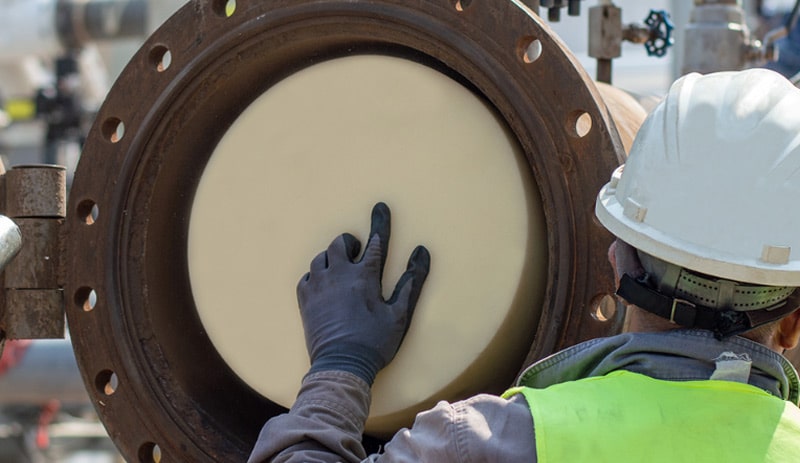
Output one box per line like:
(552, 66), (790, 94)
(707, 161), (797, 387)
(310, 233), (360, 273)
(327, 233), (361, 266)
(296, 272), (311, 303)
(309, 250), (329, 273)
(361, 202), (391, 276)
(388, 245), (431, 316)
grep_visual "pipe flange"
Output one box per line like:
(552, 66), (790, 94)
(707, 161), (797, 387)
(65, 0), (624, 460)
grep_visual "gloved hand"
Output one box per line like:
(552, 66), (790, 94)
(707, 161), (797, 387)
(297, 202), (430, 385)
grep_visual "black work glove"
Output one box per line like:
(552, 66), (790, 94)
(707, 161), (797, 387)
(297, 202), (430, 385)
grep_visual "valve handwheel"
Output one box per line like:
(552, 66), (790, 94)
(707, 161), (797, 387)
(644, 9), (675, 57)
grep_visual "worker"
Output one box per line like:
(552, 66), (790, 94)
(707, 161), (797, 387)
(248, 68), (800, 462)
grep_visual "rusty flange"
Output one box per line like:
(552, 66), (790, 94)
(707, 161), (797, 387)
(65, 0), (624, 461)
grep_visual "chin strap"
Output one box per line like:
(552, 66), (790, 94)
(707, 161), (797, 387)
(617, 274), (798, 340)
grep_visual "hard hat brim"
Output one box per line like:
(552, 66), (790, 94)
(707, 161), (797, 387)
(595, 183), (800, 287)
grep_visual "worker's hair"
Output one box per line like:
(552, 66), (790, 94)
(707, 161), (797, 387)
(742, 291), (800, 345)
(625, 246), (800, 346)
(626, 303), (787, 347)
(741, 321), (781, 345)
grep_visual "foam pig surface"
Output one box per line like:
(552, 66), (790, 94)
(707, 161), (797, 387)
(188, 55), (548, 436)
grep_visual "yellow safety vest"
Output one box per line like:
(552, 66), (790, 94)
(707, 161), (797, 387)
(503, 370), (800, 462)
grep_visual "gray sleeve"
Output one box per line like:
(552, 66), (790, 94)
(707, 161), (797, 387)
(372, 393), (536, 462)
(248, 371), (537, 463)
(247, 370), (372, 463)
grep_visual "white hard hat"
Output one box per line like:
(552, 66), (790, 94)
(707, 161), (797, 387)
(596, 69), (800, 287)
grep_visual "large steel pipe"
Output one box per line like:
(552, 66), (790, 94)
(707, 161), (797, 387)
(64, 0), (647, 461)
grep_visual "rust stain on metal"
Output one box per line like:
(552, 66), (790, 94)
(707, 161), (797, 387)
(5, 219), (62, 289)
(6, 166), (67, 218)
(2, 165), (66, 341)
(4, 289), (64, 339)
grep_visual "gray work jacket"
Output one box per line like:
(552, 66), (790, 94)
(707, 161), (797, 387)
(247, 329), (800, 462)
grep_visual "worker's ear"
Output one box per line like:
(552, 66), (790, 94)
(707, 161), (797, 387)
(776, 308), (800, 351)
(608, 239), (644, 289)
(607, 240), (620, 285)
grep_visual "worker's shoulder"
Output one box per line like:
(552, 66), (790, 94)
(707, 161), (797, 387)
(396, 393), (535, 460)
(423, 392), (533, 428)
